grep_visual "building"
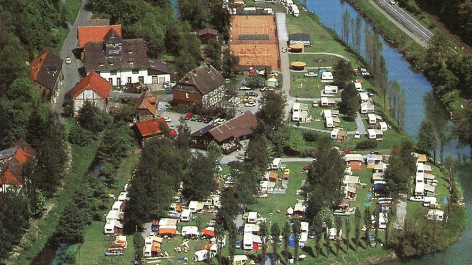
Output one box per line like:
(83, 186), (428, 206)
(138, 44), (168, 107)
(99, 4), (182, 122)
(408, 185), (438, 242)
(172, 64), (225, 109)
(288, 33), (312, 46)
(198, 28), (218, 43)
(69, 71), (112, 116)
(29, 52), (63, 102)
(190, 111), (257, 150)
(77, 19), (122, 50)
(134, 118), (171, 147)
(82, 28), (170, 87)
(132, 92), (159, 123)
(0, 139), (36, 192)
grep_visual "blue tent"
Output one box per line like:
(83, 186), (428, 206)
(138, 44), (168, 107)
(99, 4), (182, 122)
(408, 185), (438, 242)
(441, 196), (449, 205)
(289, 234), (296, 248)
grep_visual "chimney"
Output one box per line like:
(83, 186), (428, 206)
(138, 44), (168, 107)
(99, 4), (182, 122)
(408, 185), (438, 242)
(206, 62), (211, 72)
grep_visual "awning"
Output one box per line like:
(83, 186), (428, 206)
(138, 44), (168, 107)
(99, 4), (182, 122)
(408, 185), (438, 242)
(291, 61), (306, 67)
(201, 229), (216, 237)
(289, 44), (304, 50)
(158, 228), (177, 236)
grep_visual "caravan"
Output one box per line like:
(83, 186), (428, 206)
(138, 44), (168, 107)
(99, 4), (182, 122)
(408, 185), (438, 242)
(194, 250), (209, 262)
(243, 233), (253, 250)
(180, 209), (192, 222)
(271, 158), (281, 170)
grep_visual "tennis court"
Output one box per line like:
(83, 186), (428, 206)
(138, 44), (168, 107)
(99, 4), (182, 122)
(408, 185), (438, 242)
(229, 15), (280, 71)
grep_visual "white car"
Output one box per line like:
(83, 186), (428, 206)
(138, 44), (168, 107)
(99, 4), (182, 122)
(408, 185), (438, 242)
(354, 131), (361, 139)
(239, 85), (251, 90)
(245, 102), (257, 107)
(163, 117), (171, 122)
(304, 72), (318, 77)
(65, 57), (72, 64)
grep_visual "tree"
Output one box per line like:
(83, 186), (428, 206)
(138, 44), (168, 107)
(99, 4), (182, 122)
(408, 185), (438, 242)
(133, 233), (145, 264)
(341, 10), (351, 43)
(256, 92), (286, 137)
(270, 222), (281, 262)
(354, 208), (362, 250)
(245, 134), (270, 170)
(340, 82), (360, 121)
(334, 217), (342, 256)
(417, 119), (437, 158)
(183, 152), (216, 200)
(373, 209), (380, 243)
(77, 101), (109, 133)
(364, 207), (371, 247)
(228, 222), (237, 262)
(293, 219), (301, 262)
(207, 140), (223, 165)
(384, 141), (417, 197)
(215, 223), (224, 265)
(334, 59), (353, 88)
(217, 188), (239, 226)
(305, 140), (344, 221)
(344, 218), (351, 254)
(260, 221), (268, 265)
(282, 221), (291, 264)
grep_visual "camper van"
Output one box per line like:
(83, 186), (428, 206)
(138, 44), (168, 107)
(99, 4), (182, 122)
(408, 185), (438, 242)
(194, 250), (209, 262)
(180, 209), (192, 222)
(189, 201), (203, 213)
(243, 233), (253, 250)
(367, 113), (377, 125)
(426, 209), (444, 221)
(290, 4), (299, 17)
(233, 255), (249, 265)
(271, 158), (281, 170)
(247, 212), (258, 223)
(379, 122), (388, 131)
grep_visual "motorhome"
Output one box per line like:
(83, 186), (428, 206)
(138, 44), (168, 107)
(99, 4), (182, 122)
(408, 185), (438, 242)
(271, 158), (281, 170)
(180, 209), (192, 222)
(243, 233), (253, 250)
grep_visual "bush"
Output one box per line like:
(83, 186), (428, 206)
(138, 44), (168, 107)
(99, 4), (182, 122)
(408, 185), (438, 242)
(303, 131), (320, 142)
(355, 140), (378, 149)
(68, 124), (93, 146)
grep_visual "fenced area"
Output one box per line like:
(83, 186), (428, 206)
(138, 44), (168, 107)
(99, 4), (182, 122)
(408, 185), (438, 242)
(230, 15), (280, 71)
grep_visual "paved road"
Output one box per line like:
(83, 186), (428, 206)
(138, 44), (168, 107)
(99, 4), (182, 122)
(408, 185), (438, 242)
(275, 13), (293, 122)
(55, 0), (92, 121)
(371, 0), (431, 47)
(393, 194), (407, 229)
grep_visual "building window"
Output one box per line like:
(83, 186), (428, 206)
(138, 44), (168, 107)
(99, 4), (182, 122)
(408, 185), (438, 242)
(132, 69), (139, 74)
(110, 70), (117, 75)
(108, 78), (113, 85)
(127, 77), (132, 84)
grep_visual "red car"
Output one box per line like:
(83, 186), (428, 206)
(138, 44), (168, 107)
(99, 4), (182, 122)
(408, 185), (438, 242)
(184, 112), (194, 120)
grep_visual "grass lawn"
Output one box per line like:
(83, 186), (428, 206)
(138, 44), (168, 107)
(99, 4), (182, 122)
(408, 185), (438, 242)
(76, 151), (140, 264)
(11, 140), (102, 265)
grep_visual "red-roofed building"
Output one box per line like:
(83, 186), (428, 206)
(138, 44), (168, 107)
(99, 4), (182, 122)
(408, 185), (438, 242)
(29, 52), (63, 102)
(0, 139), (36, 192)
(134, 118), (170, 146)
(132, 92), (159, 123)
(69, 71), (112, 116)
(77, 23), (122, 49)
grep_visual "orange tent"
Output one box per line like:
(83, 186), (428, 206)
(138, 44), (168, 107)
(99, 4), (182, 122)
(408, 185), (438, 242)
(158, 228), (177, 236)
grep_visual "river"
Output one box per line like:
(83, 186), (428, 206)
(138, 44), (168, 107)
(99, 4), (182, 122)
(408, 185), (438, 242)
(304, 0), (471, 264)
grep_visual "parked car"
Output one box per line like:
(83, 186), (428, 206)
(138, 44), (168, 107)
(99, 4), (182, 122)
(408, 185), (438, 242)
(246, 91), (258, 97)
(163, 117), (171, 122)
(191, 114), (199, 121)
(198, 115), (206, 122)
(245, 102), (257, 107)
(184, 112), (194, 120)
(238, 226), (244, 235)
(354, 131), (360, 139)
(65, 57), (72, 64)
(304, 72), (318, 77)
(166, 88), (173, 94)
(236, 240), (242, 249)
(239, 85), (251, 90)
(203, 116), (213, 123)
(260, 87), (275, 92)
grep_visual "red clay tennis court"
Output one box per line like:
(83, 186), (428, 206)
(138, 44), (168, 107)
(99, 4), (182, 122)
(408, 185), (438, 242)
(229, 15), (280, 71)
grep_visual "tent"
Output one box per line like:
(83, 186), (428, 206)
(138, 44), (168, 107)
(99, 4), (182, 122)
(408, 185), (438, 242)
(288, 234), (296, 248)
(201, 228), (216, 238)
